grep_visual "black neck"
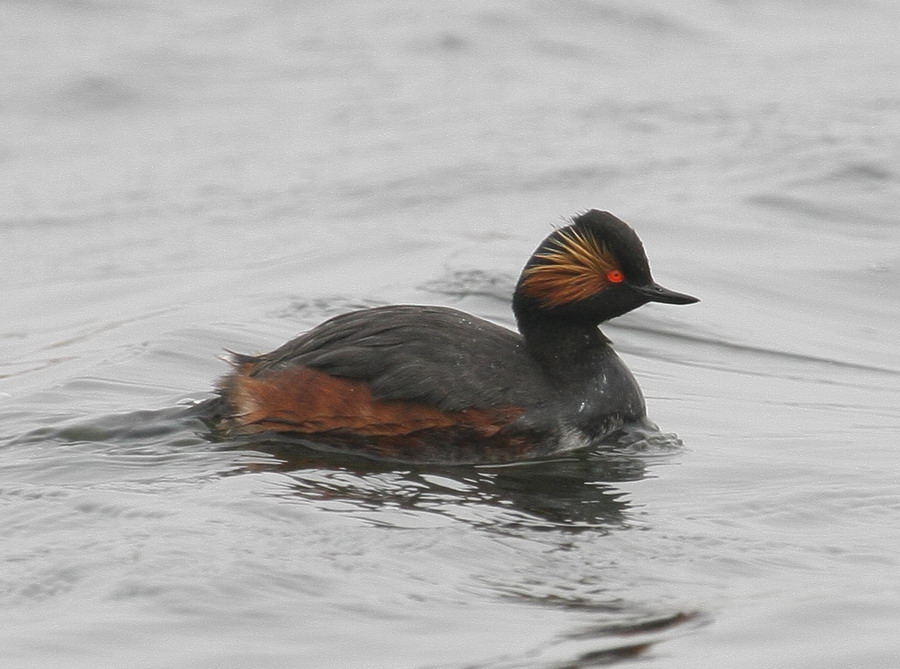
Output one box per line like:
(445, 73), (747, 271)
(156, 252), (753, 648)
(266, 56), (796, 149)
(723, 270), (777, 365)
(515, 313), (610, 383)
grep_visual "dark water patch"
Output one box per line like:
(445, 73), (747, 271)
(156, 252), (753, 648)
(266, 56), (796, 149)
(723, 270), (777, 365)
(579, 98), (739, 127)
(330, 164), (517, 217)
(43, 74), (144, 116)
(459, 610), (708, 669)
(420, 268), (516, 303)
(565, 3), (710, 41)
(1, 406), (277, 487)
(271, 296), (390, 323)
(406, 31), (471, 55)
(826, 161), (896, 185)
(520, 164), (625, 192)
(0, 354), (80, 381)
(747, 193), (895, 228)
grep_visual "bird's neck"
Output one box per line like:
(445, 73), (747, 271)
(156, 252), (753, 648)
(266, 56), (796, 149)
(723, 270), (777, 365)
(516, 314), (610, 382)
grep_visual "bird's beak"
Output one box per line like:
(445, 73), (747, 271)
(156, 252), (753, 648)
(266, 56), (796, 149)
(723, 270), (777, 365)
(632, 282), (699, 305)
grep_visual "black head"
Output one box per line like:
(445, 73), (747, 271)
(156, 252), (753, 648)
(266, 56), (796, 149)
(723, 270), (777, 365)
(513, 210), (698, 327)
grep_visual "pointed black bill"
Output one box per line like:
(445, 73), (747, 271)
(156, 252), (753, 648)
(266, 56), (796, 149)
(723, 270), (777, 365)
(632, 282), (699, 305)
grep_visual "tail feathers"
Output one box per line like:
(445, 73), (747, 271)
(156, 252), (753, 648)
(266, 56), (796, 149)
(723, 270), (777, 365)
(223, 349), (259, 367)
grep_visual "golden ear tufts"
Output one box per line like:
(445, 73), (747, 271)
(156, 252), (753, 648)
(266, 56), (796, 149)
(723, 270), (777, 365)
(520, 226), (621, 307)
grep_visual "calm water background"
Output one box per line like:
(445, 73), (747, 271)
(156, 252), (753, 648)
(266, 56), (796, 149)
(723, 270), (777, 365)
(2, 1), (899, 667)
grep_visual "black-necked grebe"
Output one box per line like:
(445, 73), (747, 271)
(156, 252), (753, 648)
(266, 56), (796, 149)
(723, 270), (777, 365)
(210, 210), (698, 463)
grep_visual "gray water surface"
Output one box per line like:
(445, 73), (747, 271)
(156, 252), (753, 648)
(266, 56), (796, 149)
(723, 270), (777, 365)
(2, 2), (900, 668)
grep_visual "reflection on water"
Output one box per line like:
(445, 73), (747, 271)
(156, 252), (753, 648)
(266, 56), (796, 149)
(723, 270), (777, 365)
(242, 442), (645, 533)
(204, 407), (687, 534)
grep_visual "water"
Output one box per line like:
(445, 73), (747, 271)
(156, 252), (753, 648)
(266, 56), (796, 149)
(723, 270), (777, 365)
(2, 1), (899, 667)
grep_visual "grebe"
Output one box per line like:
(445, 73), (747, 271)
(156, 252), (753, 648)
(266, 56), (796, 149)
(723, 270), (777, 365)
(210, 210), (698, 463)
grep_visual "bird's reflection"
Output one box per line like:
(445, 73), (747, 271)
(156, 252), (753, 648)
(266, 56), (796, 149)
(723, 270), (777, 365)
(222, 422), (683, 534)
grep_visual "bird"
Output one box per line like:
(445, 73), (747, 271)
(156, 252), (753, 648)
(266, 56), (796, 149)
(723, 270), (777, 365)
(208, 210), (699, 464)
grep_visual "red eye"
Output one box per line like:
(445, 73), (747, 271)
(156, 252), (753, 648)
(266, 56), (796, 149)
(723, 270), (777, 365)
(606, 269), (625, 283)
